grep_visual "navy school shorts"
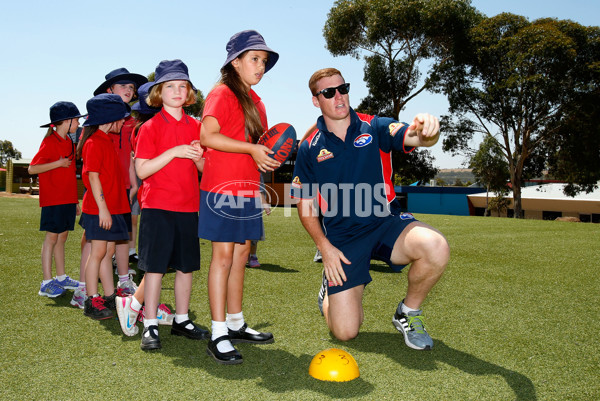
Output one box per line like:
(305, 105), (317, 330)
(326, 213), (419, 296)
(81, 213), (130, 241)
(198, 190), (263, 243)
(39, 204), (77, 233)
(137, 208), (200, 274)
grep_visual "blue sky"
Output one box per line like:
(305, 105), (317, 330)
(1, 0), (597, 168)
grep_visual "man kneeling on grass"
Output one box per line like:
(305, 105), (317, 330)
(290, 68), (450, 350)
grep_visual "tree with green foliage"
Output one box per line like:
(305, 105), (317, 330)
(0, 140), (22, 167)
(469, 136), (510, 215)
(392, 149), (438, 185)
(436, 14), (600, 217)
(324, 0), (479, 183)
(324, 0), (482, 119)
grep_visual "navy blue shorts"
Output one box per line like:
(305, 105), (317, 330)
(40, 204), (77, 233)
(198, 190), (263, 243)
(326, 213), (418, 296)
(82, 213), (130, 241)
(138, 208), (200, 274)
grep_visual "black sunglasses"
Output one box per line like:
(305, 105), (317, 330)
(315, 83), (350, 99)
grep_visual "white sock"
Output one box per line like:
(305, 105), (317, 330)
(144, 318), (158, 328)
(42, 279), (52, 286)
(56, 274), (67, 281)
(175, 314), (193, 330)
(118, 274), (129, 284)
(77, 282), (86, 290)
(226, 311), (259, 334)
(129, 248), (136, 256)
(400, 301), (420, 315)
(212, 320), (235, 353)
(131, 297), (142, 312)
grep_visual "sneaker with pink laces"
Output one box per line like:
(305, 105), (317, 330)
(116, 295), (140, 336)
(137, 304), (175, 326)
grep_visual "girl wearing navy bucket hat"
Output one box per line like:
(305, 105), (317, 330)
(97, 68), (148, 296)
(76, 94), (132, 320)
(134, 59), (207, 351)
(199, 30), (280, 364)
(29, 101), (86, 298)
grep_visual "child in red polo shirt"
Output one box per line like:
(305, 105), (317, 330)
(135, 60), (207, 351)
(199, 30), (280, 365)
(76, 94), (131, 320)
(94, 67), (148, 293)
(30, 102), (85, 298)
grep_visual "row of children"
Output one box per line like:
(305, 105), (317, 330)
(30, 30), (280, 364)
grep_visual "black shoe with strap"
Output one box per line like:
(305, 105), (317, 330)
(206, 335), (243, 365)
(171, 319), (210, 340)
(141, 325), (161, 351)
(228, 323), (274, 344)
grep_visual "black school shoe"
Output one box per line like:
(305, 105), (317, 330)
(206, 335), (243, 365)
(141, 325), (161, 351)
(228, 323), (274, 344)
(171, 319), (210, 340)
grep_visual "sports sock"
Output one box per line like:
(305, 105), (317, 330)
(56, 274), (67, 281)
(77, 281), (86, 290)
(227, 311), (259, 334)
(131, 296), (142, 312)
(399, 301), (421, 315)
(212, 320), (235, 353)
(144, 318), (158, 328)
(42, 279), (52, 286)
(128, 248), (136, 256)
(118, 274), (129, 284)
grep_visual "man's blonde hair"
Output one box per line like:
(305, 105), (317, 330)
(308, 68), (344, 96)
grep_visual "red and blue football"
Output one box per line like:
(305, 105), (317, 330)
(258, 123), (297, 167)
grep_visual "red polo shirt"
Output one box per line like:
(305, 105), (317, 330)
(200, 84), (267, 197)
(108, 115), (136, 189)
(135, 109), (200, 212)
(30, 132), (78, 207)
(82, 130), (130, 215)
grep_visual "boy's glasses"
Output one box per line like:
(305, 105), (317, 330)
(314, 83), (350, 99)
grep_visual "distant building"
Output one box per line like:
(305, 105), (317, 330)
(467, 183), (600, 222)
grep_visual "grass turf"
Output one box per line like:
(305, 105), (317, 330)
(0, 196), (598, 400)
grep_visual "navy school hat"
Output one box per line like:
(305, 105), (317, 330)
(83, 94), (131, 127)
(131, 82), (161, 115)
(149, 59), (197, 91)
(222, 30), (279, 73)
(93, 67), (148, 96)
(40, 101), (86, 128)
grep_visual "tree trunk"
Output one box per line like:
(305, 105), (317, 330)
(511, 169), (524, 219)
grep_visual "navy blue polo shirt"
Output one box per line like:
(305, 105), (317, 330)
(291, 108), (414, 240)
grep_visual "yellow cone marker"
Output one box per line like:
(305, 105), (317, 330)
(309, 348), (359, 382)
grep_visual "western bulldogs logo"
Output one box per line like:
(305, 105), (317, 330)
(354, 134), (372, 148)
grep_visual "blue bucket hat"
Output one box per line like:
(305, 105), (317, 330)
(131, 82), (161, 115)
(40, 101), (87, 128)
(222, 30), (279, 73)
(93, 67), (148, 96)
(83, 94), (131, 127)
(149, 59), (197, 91)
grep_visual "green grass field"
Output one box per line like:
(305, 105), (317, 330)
(1, 196), (598, 400)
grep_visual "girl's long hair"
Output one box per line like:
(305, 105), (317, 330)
(76, 126), (99, 159)
(220, 55), (264, 143)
